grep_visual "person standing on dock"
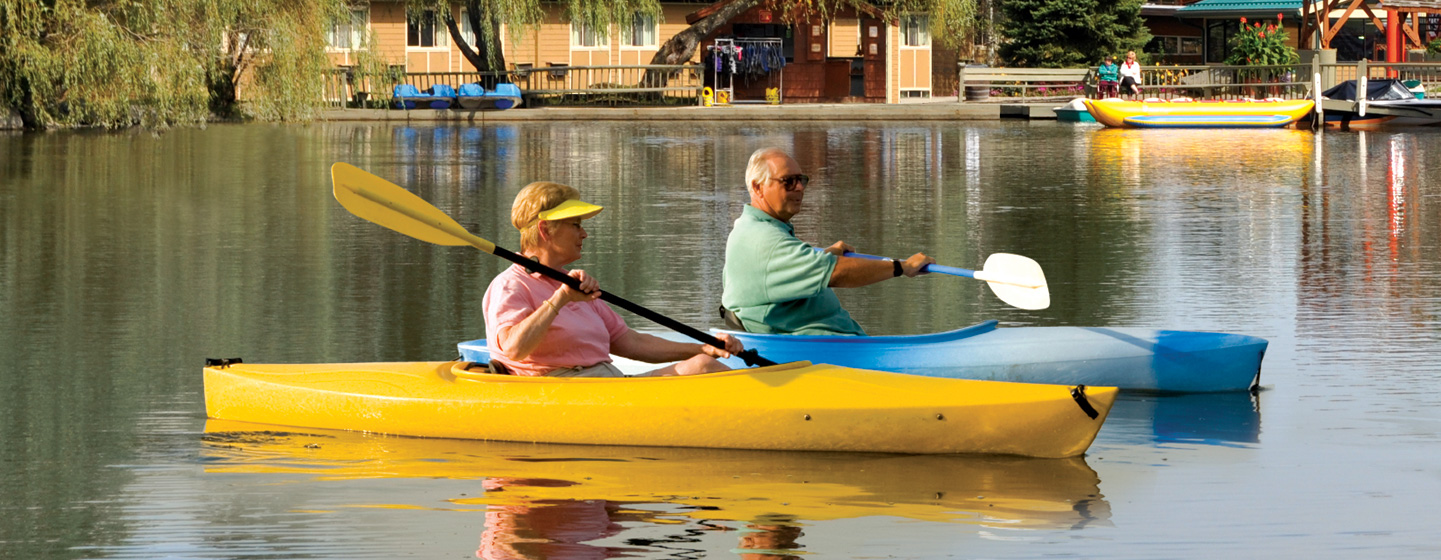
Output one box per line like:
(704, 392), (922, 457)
(1097, 56), (1120, 98)
(1118, 51), (1143, 98)
(720, 148), (934, 335)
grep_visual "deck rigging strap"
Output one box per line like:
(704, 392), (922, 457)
(1070, 385), (1100, 420)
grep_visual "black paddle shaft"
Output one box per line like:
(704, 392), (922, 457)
(491, 246), (776, 367)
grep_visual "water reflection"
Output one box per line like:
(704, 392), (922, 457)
(1103, 392), (1262, 448)
(202, 420), (1111, 557)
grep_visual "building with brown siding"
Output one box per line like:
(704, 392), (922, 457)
(323, 1), (936, 104)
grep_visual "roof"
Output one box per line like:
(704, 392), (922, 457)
(1379, 0), (1441, 8)
(1175, 0), (1306, 17)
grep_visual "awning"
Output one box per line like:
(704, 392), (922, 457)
(1175, 0), (1307, 18)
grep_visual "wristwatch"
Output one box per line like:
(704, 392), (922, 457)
(891, 258), (903, 277)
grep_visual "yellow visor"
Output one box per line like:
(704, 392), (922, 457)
(538, 199), (603, 221)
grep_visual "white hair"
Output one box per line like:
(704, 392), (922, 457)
(745, 147), (788, 192)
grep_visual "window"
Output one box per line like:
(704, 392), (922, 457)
(1147, 35), (1203, 57)
(1181, 37), (1203, 55)
(328, 9), (367, 50)
(572, 22), (608, 48)
(407, 10), (448, 48)
(1146, 36), (1180, 55)
(459, 9), (477, 48)
(1206, 21), (1239, 63)
(902, 15), (930, 47)
(624, 13), (658, 47)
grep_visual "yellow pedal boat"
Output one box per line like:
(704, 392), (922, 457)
(1082, 98), (1315, 128)
(203, 360), (1117, 458)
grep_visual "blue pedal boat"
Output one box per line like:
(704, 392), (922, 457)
(459, 321), (1267, 393)
(458, 83), (523, 110)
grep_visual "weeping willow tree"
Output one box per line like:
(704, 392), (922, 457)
(0, 0), (349, 130)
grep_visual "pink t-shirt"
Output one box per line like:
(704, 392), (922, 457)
(483, 264), (628, 376)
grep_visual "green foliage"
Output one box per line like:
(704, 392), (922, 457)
(1427, 38), (1440, 55)
(0, 0), (348, 129)
(1224, 15), (1298, 66)
(997, 0), (1150, 68)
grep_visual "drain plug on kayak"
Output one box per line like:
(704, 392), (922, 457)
(803, 414), (811, 421)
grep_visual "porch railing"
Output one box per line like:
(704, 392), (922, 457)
(324, 64), (704, 109)
(963, 61), (1440, 101)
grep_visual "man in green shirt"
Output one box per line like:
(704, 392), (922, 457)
(721, 148), (933, 335)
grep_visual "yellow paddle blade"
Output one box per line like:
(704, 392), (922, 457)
(330, 162), (495, 253)
(977, 253), (1050, 310)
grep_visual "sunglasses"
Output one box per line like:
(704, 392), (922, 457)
(771, 174), (811, 191)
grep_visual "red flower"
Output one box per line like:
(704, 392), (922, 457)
(1277, 13), (1284, 21)
(1258, 32), (1266, 38)
(1240, 17), (1247, 24)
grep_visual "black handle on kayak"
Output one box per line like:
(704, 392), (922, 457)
(492, 246), (776, 368)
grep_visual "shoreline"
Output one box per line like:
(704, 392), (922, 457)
(2, 102), (1071, 130)
(318, 101), (1073, 123)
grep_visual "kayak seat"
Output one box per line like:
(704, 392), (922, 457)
(718, 305), (748, 331)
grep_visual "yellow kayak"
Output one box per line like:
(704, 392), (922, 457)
(203, 360), (1116, 458)
(203, 419), (1112, 527)
(1082, 98), (1315, 128)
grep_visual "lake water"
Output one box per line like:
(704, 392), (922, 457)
(2, 121), (1439, 559)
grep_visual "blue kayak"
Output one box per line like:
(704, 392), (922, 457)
(457, 320), (1266, 393)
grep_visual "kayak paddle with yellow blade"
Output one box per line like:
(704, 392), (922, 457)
(832, 250), (1050, 310)
(330, 162), (776, 367)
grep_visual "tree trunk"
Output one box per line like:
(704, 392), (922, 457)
(446, 1), (507, 86)
(641, 0), (765, 89)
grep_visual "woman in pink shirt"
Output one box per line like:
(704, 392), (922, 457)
(483, 181), (743, 377)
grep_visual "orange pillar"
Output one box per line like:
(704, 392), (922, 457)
(1386, 9), (1402, 70)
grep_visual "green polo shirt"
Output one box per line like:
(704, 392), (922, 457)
(722, 205), (865, 336)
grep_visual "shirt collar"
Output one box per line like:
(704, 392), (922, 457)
(742, 204), (794, 235)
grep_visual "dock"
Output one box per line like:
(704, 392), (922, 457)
(319, 99), (1088, 123)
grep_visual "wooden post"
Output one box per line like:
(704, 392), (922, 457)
(957, 62), (966, 104)
(1358, 59), (1368, 117)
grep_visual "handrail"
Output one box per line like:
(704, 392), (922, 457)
(324, 64), (706, 108)
(959, 61), (1439, 102)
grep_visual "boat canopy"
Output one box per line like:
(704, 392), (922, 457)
(1322, 79), (1414, 101)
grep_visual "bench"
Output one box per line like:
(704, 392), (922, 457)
(957, 67), (1093, 100)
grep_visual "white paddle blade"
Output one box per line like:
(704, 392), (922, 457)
(980, 253), (1050, 310)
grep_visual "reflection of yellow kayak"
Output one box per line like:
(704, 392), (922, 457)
(202, 419), (1112, 528)
(1083, 99), (1315, 128)
(203, 360), (1116, 458)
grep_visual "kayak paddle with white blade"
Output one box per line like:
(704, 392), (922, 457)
(329, 162), (776, 367)
(826, 249), (1050, 310)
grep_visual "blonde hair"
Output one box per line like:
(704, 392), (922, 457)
(745, 147), (788, 193)
(511, 181), (580, 251)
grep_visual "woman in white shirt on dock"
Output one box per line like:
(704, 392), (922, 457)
(1118, 51), (1142, 98)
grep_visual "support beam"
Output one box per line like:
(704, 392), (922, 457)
(1324, 0), (1372, 46)
(1386, 9), (1402, 67)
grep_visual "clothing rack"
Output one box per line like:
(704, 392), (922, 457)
(705, 37), (785, 105)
